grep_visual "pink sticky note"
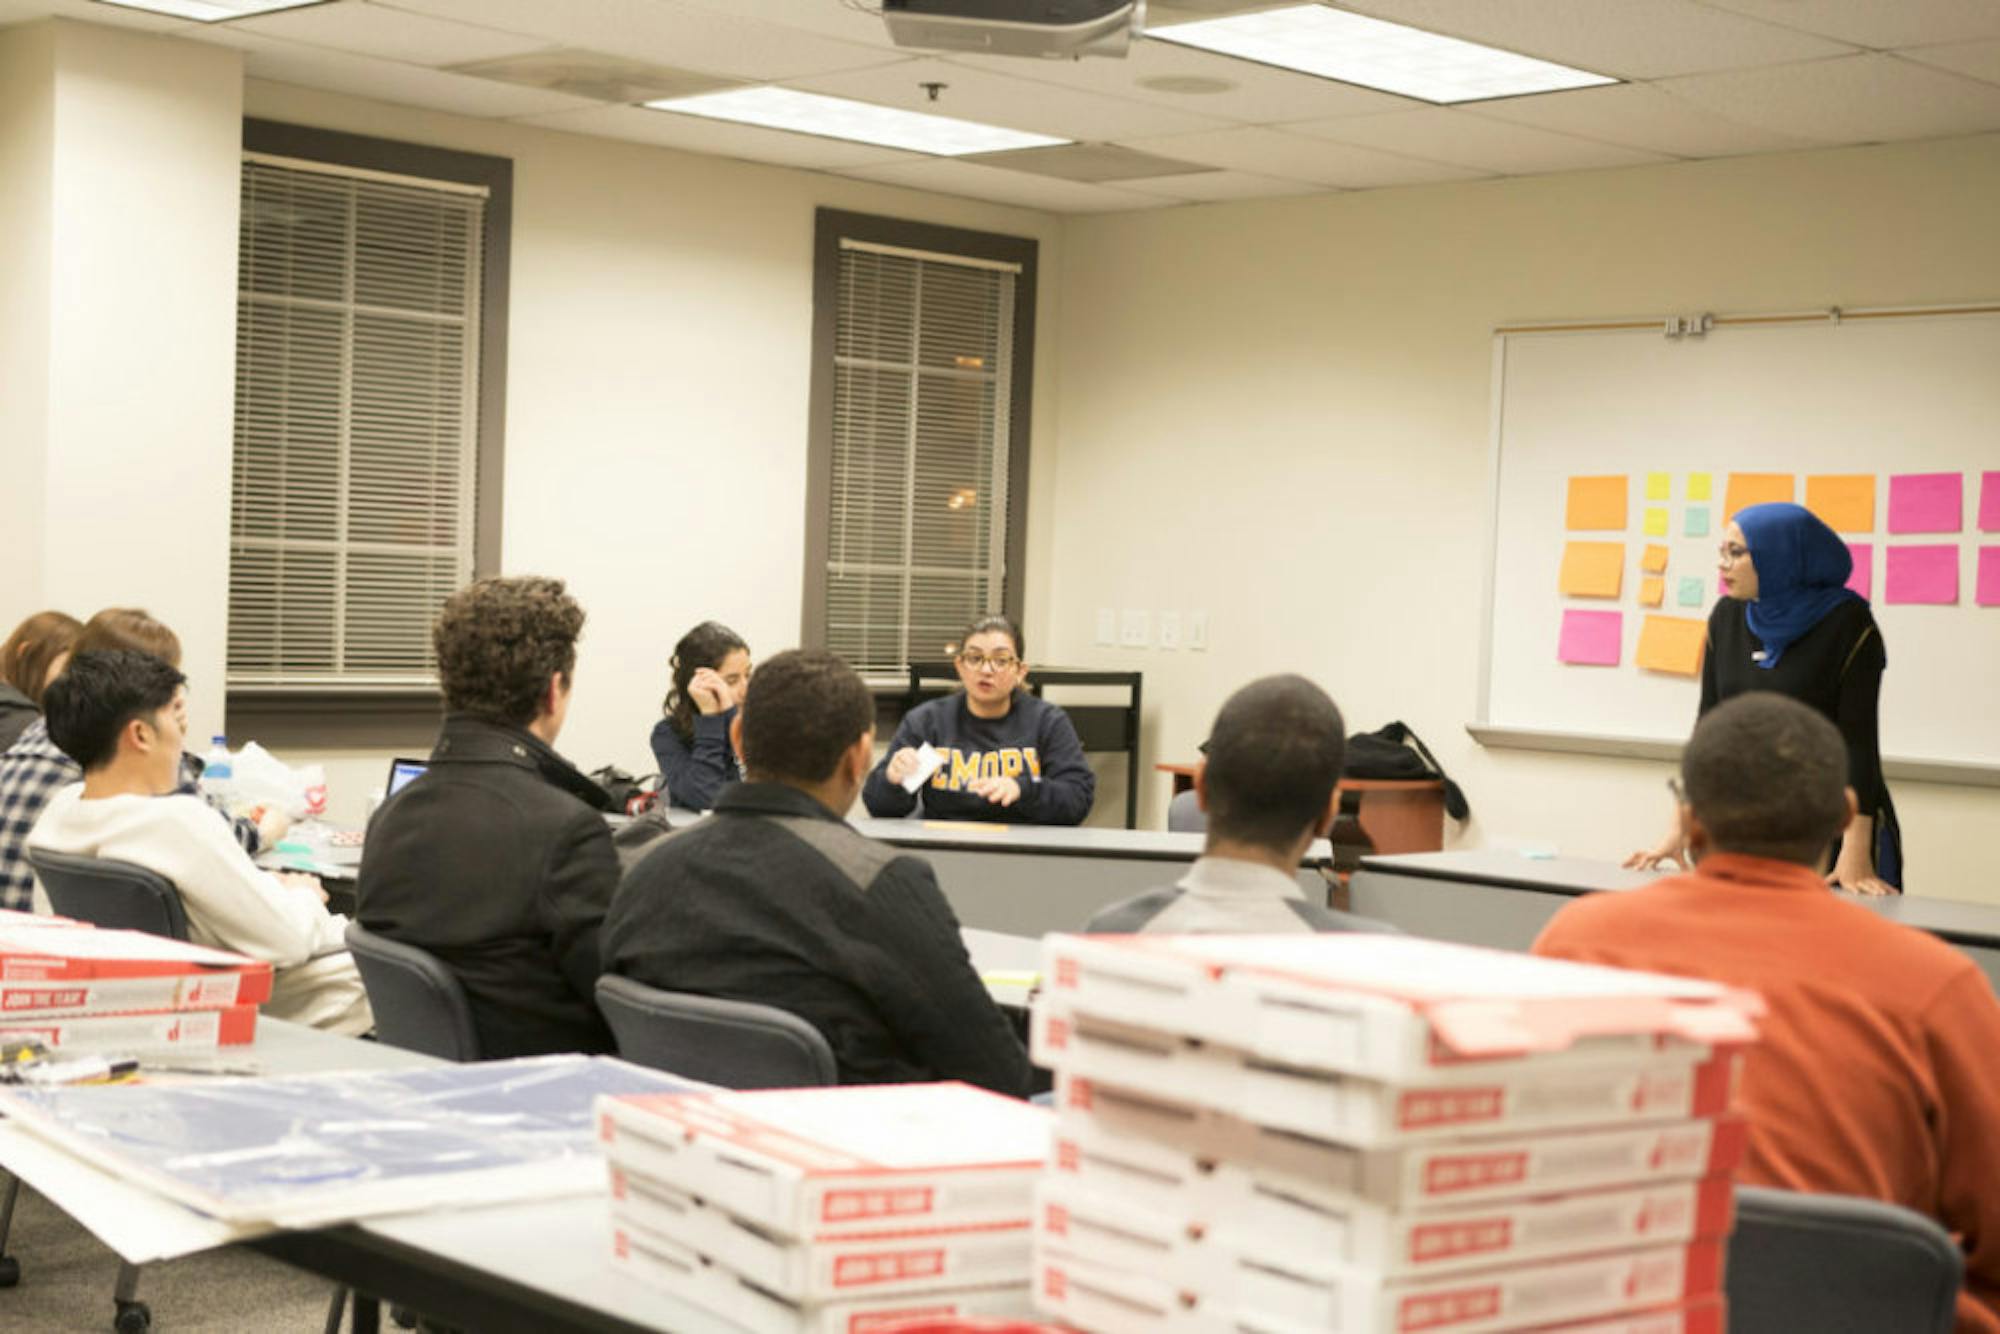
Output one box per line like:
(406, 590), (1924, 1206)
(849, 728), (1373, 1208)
(1981, 472), (2000, 533)
(1884, 545), (1959, 605)
(1846, 543), (1872, 600)
(1558, 609), (1622, 665)
(1888, 473), (1963, 534)
(1979, 547), (2000, 608)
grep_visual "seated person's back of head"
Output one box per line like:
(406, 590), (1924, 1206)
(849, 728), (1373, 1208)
(29, 651), (370, 1034)
(1535, 693), (2000, 1331)
(358, 575), (618, 1059)
(1086, 674), (1394, 936)
(604, 649), (1030, 1096)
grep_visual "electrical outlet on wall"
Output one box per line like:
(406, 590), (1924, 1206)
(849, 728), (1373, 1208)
(1094, 608), (1116, 646)
(1158, 610), (1181, 649)
(1188, 610), (1208, 651)
(1120, 608), (1151, 648)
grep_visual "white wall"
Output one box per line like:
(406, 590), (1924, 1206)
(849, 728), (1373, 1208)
(0, 20), (241, 732)
(1046, 132), (2000, 902)
(236, 81), (1066, 821)
(0, 23), (57, 637)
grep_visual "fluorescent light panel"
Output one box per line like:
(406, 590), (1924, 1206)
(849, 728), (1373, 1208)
(1150, 4), (1616, 105)
(645, 87), (1067, 157)
(93, 0), (328, 20)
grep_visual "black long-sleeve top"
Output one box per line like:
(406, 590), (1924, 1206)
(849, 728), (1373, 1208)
(861, 690), (1096, 825)
(602, 781), (1031, 1097)
(1701, 597), (1888, 815)
(648, 707), (741, 811)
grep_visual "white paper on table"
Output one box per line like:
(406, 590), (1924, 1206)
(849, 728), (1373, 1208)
(901, 741), (944, 793)
(0, 1121), (270, 1263)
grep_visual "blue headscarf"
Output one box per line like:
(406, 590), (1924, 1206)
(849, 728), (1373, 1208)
(1735, 502), (1861, 670)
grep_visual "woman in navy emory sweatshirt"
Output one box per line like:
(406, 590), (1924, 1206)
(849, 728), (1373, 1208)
(862, 615), (1095, 825)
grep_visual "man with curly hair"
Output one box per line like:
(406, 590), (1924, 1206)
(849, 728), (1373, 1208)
(358, 576), (619, 1057)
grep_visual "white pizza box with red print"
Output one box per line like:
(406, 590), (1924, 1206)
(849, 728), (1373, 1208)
(609, 1162), (1033, 1304)
(0, 924), (273, 992)
(1040, 934), (1760, 1085)
(1033, 1007), (1739, 1147)
(1035, 1156), (1732, 1284)
(0, 1002), (258, 1049)
(1032, 1197), (1725, 1334)
(610, 1210), (1034, 1334)
(1053, 1074), (1749, 1214)
(596, 1082), (1050, 1239)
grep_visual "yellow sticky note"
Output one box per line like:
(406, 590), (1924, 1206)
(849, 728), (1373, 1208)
(1643, 508), (1669, 537)
(1724, 472), (1795, 521)
(1641, 544), (1669, 573)
(1806, 474), (1876, 533)
(1687, 473), (1712, 501)
(1637, 614), (1707, 677)
(1640, 576), (1665, 607)
(1559, 541), (1624, 598)
(1645, 473), (1670, 500)
(1566, 476), (1627, 531)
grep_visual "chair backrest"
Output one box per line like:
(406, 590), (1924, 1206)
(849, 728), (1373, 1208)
(344, 922), (481, 1061)
(595, 974), (837, 1089)
(1728, 1186), (1963, 1334)
(25, 847), (190, 939)
(1166, 788), (1206, 833)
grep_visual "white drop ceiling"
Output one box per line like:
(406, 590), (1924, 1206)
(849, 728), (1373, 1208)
(5, 0), (2000, 214)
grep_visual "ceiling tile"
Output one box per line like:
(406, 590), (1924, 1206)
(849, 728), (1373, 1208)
(1697, 0), (2000, 50)
(841, 158), (1177, 213)
(1287, 107), (1670, 174)
(658, 0), (893, 48)
(1899, 39), (2000, 87)
(1468, 82), (1830, 156)
(213, 28), (598, 117)
(955, 34), (1423, 124)
(1117, 169), (1330, 202)
(787, 55), (1232, 142)
(1121, 125), (1488, 187)
(518, 102), (919, 171)
(1658, 51), (2000, 142)
(1331, 0), (1854, 77)
(958, 143), (1216, 183)
(374, 0), (896, 81)
(0, 0), (191, 32)
(230, 0), (547, 68)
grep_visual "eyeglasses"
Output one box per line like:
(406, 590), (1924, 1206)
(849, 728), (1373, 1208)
(1717, 542), (1749, 563)
(958, 651), (1019, 672)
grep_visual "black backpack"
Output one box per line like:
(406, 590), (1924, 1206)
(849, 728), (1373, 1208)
(1344, 722), (1470, 822)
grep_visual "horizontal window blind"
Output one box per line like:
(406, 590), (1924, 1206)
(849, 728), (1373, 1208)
(828, 241), (1016, 679)
(228, 155), (483, 689)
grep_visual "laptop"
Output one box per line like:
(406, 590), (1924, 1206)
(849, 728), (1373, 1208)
(385, 757), (429, 797)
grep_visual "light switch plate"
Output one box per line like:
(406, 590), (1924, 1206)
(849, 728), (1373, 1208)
(1120, 608), (1151, 648)
(1187, 610), (1208, 651)
(1094, 608), (1116, 646)
(1158, 610), (1181, 650)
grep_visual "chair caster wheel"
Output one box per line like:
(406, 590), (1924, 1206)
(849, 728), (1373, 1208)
(114, 1298), (152, 1333)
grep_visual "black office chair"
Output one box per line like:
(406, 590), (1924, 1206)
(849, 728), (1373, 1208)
(595, 975), (837, 1089)
(343, 923), (480, 1063)
(1728, 1186), (1963, 1334)
(24, 847), (190, 940)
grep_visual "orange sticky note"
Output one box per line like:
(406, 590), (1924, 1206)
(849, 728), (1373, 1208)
(1641, 544), (1669, 573)
(1640, 576), (1665, 607)
(1723, 472), (1794, 521)
(1806, 474), (1876, 533)
(1559, 541), (1624, 598)
(1566, 476), (1627, 531)
(1637, 614), (1707, 677)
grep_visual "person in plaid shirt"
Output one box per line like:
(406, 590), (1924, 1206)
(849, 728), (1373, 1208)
(0, 608), (279, 912)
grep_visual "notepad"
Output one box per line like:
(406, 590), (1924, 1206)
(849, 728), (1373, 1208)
(1723, 473), (1793, 521)
(1806, 475), (1875, 534)
(1637, 615), (1706, 677)
(1558, 541), (1624, 598)
(1565, 476), (1627, 531)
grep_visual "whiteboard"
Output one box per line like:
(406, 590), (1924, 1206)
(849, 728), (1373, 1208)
(1476, 307), (2000, 784)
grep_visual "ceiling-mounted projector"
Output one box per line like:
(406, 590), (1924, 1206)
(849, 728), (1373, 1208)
(881, 0), (1143, 60)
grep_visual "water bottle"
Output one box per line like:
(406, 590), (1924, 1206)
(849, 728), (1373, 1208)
(200, 736), (235, 803)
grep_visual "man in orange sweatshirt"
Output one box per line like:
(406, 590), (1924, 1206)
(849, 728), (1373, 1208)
(1535, 693), (2000, 1333)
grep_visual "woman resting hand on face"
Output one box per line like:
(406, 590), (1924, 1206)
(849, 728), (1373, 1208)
(649, 621), (751, 812)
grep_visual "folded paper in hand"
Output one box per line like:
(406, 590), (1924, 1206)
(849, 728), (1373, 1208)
(901, 741), (944, 793)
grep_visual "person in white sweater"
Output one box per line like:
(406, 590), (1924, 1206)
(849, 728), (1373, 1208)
(28, 651), (371, 1034)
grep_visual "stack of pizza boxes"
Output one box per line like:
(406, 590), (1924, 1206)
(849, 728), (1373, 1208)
(1029, 933), (1762, 1334)
(0, 921), (271, 1050)
(596, 1082), (1052, 1333)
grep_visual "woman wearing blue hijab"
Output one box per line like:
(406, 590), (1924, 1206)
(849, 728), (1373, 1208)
(1629, 502), (1900, 893)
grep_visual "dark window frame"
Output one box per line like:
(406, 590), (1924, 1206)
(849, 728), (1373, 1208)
(802, 208), (1037, 680)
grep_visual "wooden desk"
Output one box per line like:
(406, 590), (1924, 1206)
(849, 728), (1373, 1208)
(1157, 763), (1447, 854)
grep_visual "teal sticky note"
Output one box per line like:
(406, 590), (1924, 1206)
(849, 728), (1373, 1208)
(1678, 576), (1705, 607)
(1685, 507), (1710, 538)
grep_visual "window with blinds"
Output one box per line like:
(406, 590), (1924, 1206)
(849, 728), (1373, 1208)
(228, 154), (483, 689)
(826, 239), (1018, 679)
